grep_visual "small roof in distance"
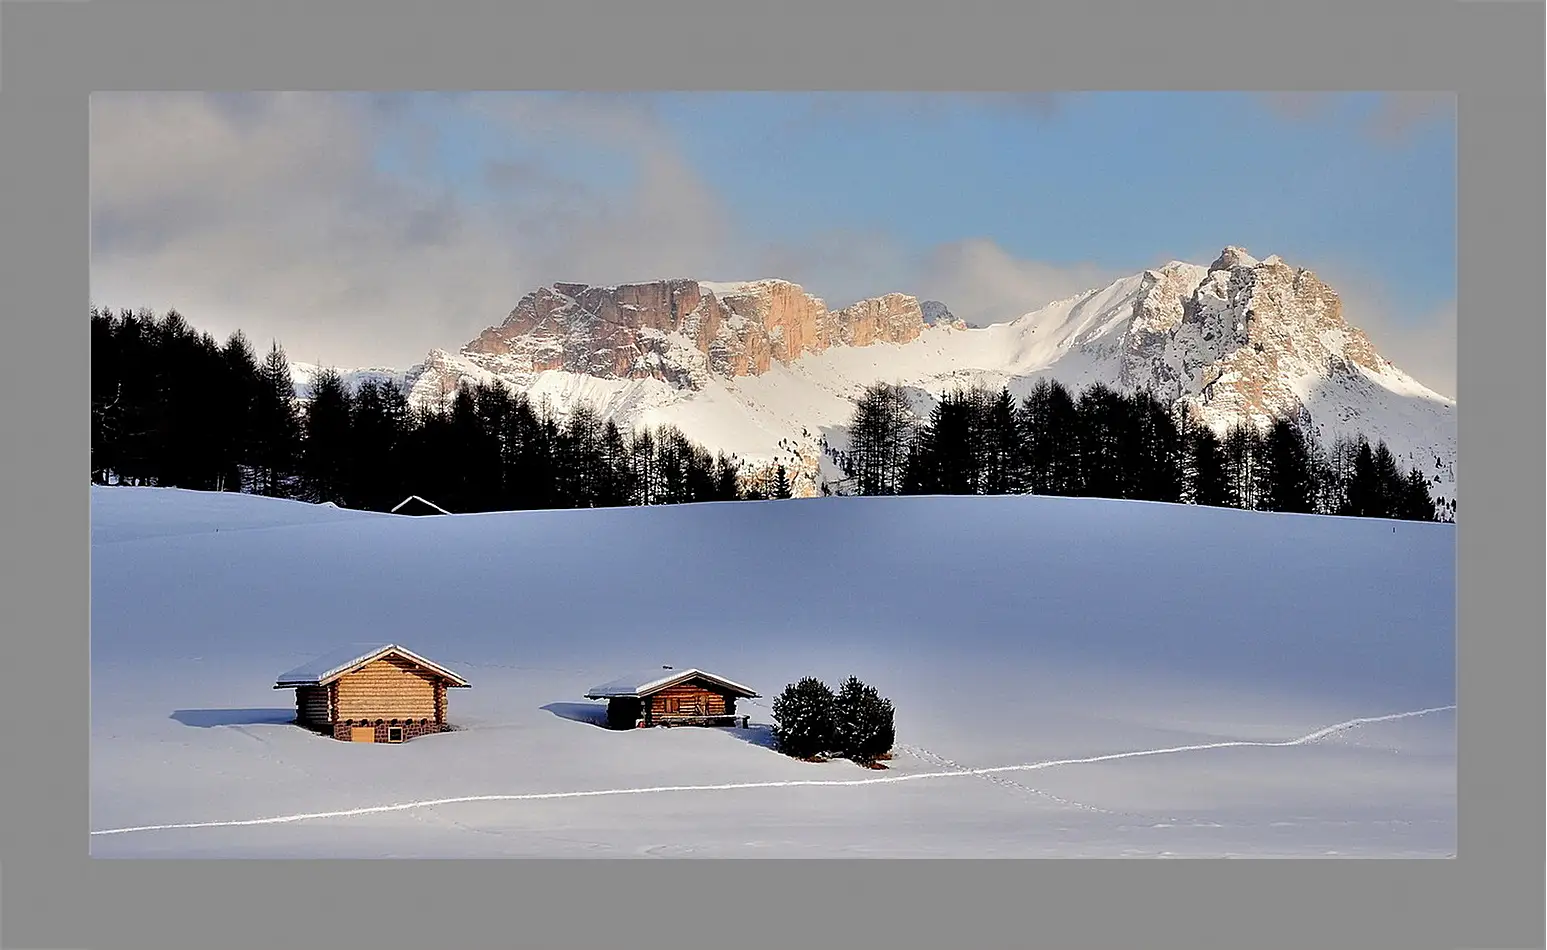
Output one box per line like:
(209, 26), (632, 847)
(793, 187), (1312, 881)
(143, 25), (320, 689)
(274, 642), (471, 688)
(585, 667), (759, 700)
(390, 495), (452, 515)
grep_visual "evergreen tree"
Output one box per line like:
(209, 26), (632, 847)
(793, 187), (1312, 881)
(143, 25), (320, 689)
(218, 330), (262, 493)
(1398, 467), (1438, 522)
(908, 387), (994, 495)
(501, 397), (558, 510)
(347, 379), (405, 510)
(1019, 378), (1081, 496)
(653, 426), (690, 504)
(596, 418), (635, 507)
(300, 368), (355, 504)
(770, 677), (838, 759)
(832, 676), (896, 765)
(457, 383), (506, 511)
(109, 309), (162, 486)
(1302, 432), (1338, 516)
(1259, 418), (1318, 513)
(90, 308), (124, 484)
(1075, 383), (1129, 500)
(557, 403), (605, 508)
(1186, 418), (1233, 508)
(843, 383), (915, 495)
(981, 387), (1021, 495)
(1127, 391), (1186, 503)
(1371, 441), (1403, 517)
(250, 341), (302, 496)
(402, 401), (455, 508)
(629, 428), (658, 506)
(1343, 437), (1382, 517)
(1221, 423), (1264, 510)
(771, 463), (792, 499)
(712, 452), (742, 501)
(154, 310), (210, 489)
(1322, 434), (1361, 517)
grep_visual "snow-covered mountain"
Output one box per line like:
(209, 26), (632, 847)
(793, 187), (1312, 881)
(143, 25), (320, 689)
(288, 364), (410, 397)
(292, 247), (1457, 510)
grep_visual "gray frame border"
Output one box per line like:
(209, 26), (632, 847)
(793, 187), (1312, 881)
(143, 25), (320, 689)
(2, 1), (1541, 948)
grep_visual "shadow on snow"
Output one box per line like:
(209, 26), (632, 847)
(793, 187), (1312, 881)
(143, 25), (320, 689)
(170, 708), (297, 728)
(541, 702), (781, 751)
(539, 702), (611, 728)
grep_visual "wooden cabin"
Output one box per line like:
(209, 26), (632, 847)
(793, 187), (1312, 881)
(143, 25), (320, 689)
(390, 495), (452, 516)
(274, 643), (470, 742)
(585, 667), (759, 729)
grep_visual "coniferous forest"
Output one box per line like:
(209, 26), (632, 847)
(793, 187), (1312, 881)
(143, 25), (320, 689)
(91, 308), (745, 512)
(91, 307), (1446, 522)
(827, 381), (1447, 522)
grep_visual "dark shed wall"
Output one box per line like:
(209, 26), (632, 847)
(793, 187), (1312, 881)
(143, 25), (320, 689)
(607, 697), (643, 729)
(296, 685), (330, 724)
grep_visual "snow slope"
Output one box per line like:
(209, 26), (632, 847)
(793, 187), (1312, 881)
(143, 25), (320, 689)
(89, 486), (1456, 858)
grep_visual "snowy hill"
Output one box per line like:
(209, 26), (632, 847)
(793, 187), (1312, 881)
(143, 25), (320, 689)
(290, 248), (1457, 508)
(90, 486), (1455, 858)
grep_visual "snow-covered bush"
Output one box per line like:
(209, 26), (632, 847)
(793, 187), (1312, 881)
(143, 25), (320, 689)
(772, 675), (896, 764)
(833, 676), (895, 764)
(770, 677), (837, 759)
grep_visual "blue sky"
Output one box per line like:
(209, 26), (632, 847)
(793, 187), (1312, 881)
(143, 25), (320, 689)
(90, 91), (1458, 394)
(371, 91), (1455, 316)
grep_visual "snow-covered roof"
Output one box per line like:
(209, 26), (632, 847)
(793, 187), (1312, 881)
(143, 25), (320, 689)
(584, 667), (759, 700)
(390, 495), (452, 515)
(274, 643), (471, 688)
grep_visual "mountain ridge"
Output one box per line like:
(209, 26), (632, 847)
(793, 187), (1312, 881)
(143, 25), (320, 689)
(290, 247), (1456, 510)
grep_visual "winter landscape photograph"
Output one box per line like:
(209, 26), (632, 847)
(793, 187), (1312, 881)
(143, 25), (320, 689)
(89, 90), (1458, 859)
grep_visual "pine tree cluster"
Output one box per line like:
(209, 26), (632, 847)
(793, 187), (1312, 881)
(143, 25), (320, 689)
(770, 675), (895, 765)
(831, 380), (1447, 522)
(91, 308), (746, 512)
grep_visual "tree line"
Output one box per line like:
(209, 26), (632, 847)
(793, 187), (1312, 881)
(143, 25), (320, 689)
(91, 307), (751, 513)
(92, 307), (1449, 522)
(827, 380), (1448, 522)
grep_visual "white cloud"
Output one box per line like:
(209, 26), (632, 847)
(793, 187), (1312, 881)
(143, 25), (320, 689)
(91, 93), (527, 366)
(92, 92), (1100, 367)
(910, 240), (1127, 326)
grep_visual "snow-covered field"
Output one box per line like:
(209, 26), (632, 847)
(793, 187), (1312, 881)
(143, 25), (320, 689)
(89, 486), (1456, 858)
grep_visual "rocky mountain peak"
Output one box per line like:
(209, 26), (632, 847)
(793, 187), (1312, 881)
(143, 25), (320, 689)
(1210, 245), (1261, 272)
(920, 300), (967, 329)
(1116, 249), (1408, 434)
(453, 278), (940, 389)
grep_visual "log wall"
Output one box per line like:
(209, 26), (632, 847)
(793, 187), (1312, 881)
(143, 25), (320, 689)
(334, 655), (438, 720)
(649, 683), (731, 718)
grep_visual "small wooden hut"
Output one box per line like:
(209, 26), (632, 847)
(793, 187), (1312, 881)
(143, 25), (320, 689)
(390, 495), (452, 516)
(585, 666), (759, 729)
(274, 643), (470, 742)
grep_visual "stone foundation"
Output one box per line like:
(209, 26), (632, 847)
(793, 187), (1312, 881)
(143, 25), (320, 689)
(329, 718), (449, 743)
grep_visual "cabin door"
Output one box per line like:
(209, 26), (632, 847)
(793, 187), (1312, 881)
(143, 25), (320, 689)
(350, 725), (376, 743)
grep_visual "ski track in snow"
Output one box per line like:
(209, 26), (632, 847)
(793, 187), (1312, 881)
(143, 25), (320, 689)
(90, 705), (1453, 838)
(895, 743), (1121, 815)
